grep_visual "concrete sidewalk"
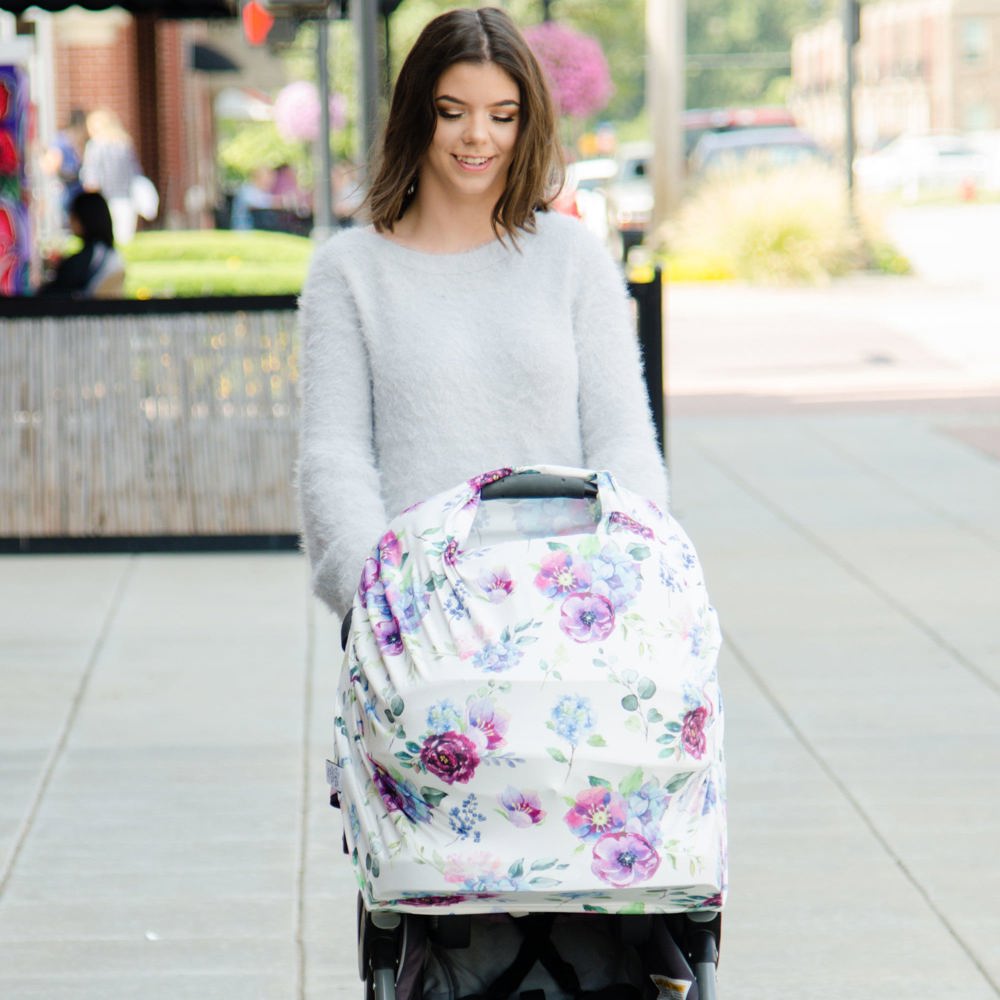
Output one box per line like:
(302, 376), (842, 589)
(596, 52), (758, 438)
(2, 277), (999, 999)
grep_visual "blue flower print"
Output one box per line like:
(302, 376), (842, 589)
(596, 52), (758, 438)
(426, 700), (463, 735)
(550, 695), (595, 747)
(472, 635), (524, 673)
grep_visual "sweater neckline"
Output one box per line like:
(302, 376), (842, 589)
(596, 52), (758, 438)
(356, 226), (514, 274)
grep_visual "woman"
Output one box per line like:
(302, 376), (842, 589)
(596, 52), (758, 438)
(38, 191), (124, 298)
(80, 109), (141, 244)
(297, 7), (667, 620)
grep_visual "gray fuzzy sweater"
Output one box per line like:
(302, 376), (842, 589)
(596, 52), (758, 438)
(297, 211), (668, 618)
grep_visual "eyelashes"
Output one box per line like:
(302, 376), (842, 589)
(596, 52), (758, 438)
(435, 109), (518, 124)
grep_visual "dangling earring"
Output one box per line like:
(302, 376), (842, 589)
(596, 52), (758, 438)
(405, 176), (417, 198)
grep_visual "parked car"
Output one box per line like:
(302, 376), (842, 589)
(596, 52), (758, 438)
(853, 132), (990, 199)
(604, 141), (654, 261)
(688, 126), (827, 178)
(551, 157), (617, 243)
(683, 106), (797, 159)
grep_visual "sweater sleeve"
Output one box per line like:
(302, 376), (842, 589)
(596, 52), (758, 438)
(570, 228), (670, 510)
(296, 239), (389, 618)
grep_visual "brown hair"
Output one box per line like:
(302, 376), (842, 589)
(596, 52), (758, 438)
(366, 6), (562, 239)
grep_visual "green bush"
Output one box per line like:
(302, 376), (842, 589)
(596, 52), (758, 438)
(121, 230), (314, 298)
(658, 162), (867, 284)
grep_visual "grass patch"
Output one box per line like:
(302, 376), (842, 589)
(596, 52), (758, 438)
(121, 230), (314, 297)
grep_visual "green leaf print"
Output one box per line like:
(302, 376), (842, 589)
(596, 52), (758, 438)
(618, 767), (645, 797)
(586, 734), (608, 747)
(546, 747), (569, 764)
(621, 694), (639, 712)
(588, 775), (612, 788)
(637, 677), (657, 699)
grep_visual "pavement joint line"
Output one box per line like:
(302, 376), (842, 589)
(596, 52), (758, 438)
(691, 437), (1000, 700)
(0, 554), (137, 899)
(296, 593), (318, 1000)
(724, 634), (1000, 997)
(804, 422), (1000, 553)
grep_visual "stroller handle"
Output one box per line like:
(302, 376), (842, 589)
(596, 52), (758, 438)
(480, 471), (598, 502)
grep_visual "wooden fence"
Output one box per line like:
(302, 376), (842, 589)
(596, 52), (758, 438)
(2, 278), (663, 547)
(2, 297), (300, 542)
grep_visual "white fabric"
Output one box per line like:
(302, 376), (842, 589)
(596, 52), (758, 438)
(333, 466), (725, 916)
(297, 212), (669, 619)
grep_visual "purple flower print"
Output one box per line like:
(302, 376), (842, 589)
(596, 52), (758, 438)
(564, 786), (627, 841)
(588, 546), (641, 611)
(681, 706), (708, 759)
(420, 731), (480, 785)
(472, 636), (524, 673)
(378, 530), (403, 568)
(443, 537), (461, 566)
(466, 697), (510, 750)
(372, 615), (403, 657)
(385, 581), (429, 635)
(534, 550), (592, 598)
(469, 467), (513, 492)
(498, 786), (546, 827)
(358, 556), (381, 604)
(369, 758), (432, 823)
(478, 567), (515, 603)
(559, 591), (615, 643)
(394, 893), (468, 907)
(591, 832), (660, 887)
(608, 511), (654, 540)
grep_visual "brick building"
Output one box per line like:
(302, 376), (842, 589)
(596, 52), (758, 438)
(791, 0), (1000, 153)
(0, 1), (272, 231)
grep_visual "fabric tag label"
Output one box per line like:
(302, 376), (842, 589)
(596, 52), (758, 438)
(326, 759), (342, 792)
(650, 975), (692, 1000)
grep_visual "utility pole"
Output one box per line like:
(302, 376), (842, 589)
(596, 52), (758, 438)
(355, 0), (380, 179)
(647, 0), (686, 231)
(314, 12), (334, 239)
(842, 0), (860, 210)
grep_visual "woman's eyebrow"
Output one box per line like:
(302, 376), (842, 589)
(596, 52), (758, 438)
(434, 94), (520, 108)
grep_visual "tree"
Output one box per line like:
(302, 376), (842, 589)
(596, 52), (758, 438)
(685, 0), (831, 108)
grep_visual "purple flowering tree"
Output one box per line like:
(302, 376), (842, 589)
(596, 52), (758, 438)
(524, 20), (613, 120)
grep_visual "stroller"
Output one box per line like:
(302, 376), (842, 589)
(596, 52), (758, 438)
(330, 467), (726, 1000)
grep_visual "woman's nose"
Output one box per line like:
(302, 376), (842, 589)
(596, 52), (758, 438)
(463, 112), (488, 144)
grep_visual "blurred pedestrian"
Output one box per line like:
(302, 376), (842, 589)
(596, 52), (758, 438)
(40, 108), (88, 225)
(38, 191), (125, 298)
(296, 6), (667, 620)
(80, 109), (141, 244)
(230, 165), (277, 230)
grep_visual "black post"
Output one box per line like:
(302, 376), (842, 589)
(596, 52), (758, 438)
(628, 267), (666, 461)
(541, 0), (553, 21)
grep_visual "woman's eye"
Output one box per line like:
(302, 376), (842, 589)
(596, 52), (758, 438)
(491, 115), (516, 124)
(437, 109), (462, 120)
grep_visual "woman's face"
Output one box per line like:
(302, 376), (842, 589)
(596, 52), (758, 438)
(421, 60), (521, 208)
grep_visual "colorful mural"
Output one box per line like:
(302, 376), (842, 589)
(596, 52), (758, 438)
(0, 64), (31, 296)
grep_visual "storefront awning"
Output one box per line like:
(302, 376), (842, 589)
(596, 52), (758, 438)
(0, 0), (235, 17)
(191, 40), (240, 72)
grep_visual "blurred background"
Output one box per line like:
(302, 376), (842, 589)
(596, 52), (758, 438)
(1, 0), (996, 297)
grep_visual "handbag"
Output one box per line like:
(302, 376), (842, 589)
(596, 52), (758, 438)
(130, 174), (159, 221)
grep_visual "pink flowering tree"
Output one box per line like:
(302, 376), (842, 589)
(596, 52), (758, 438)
(523, 20), (613, 121)
(273, 80), (347, 143)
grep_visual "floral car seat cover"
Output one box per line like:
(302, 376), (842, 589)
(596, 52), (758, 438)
(331, 466), (726, 915)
